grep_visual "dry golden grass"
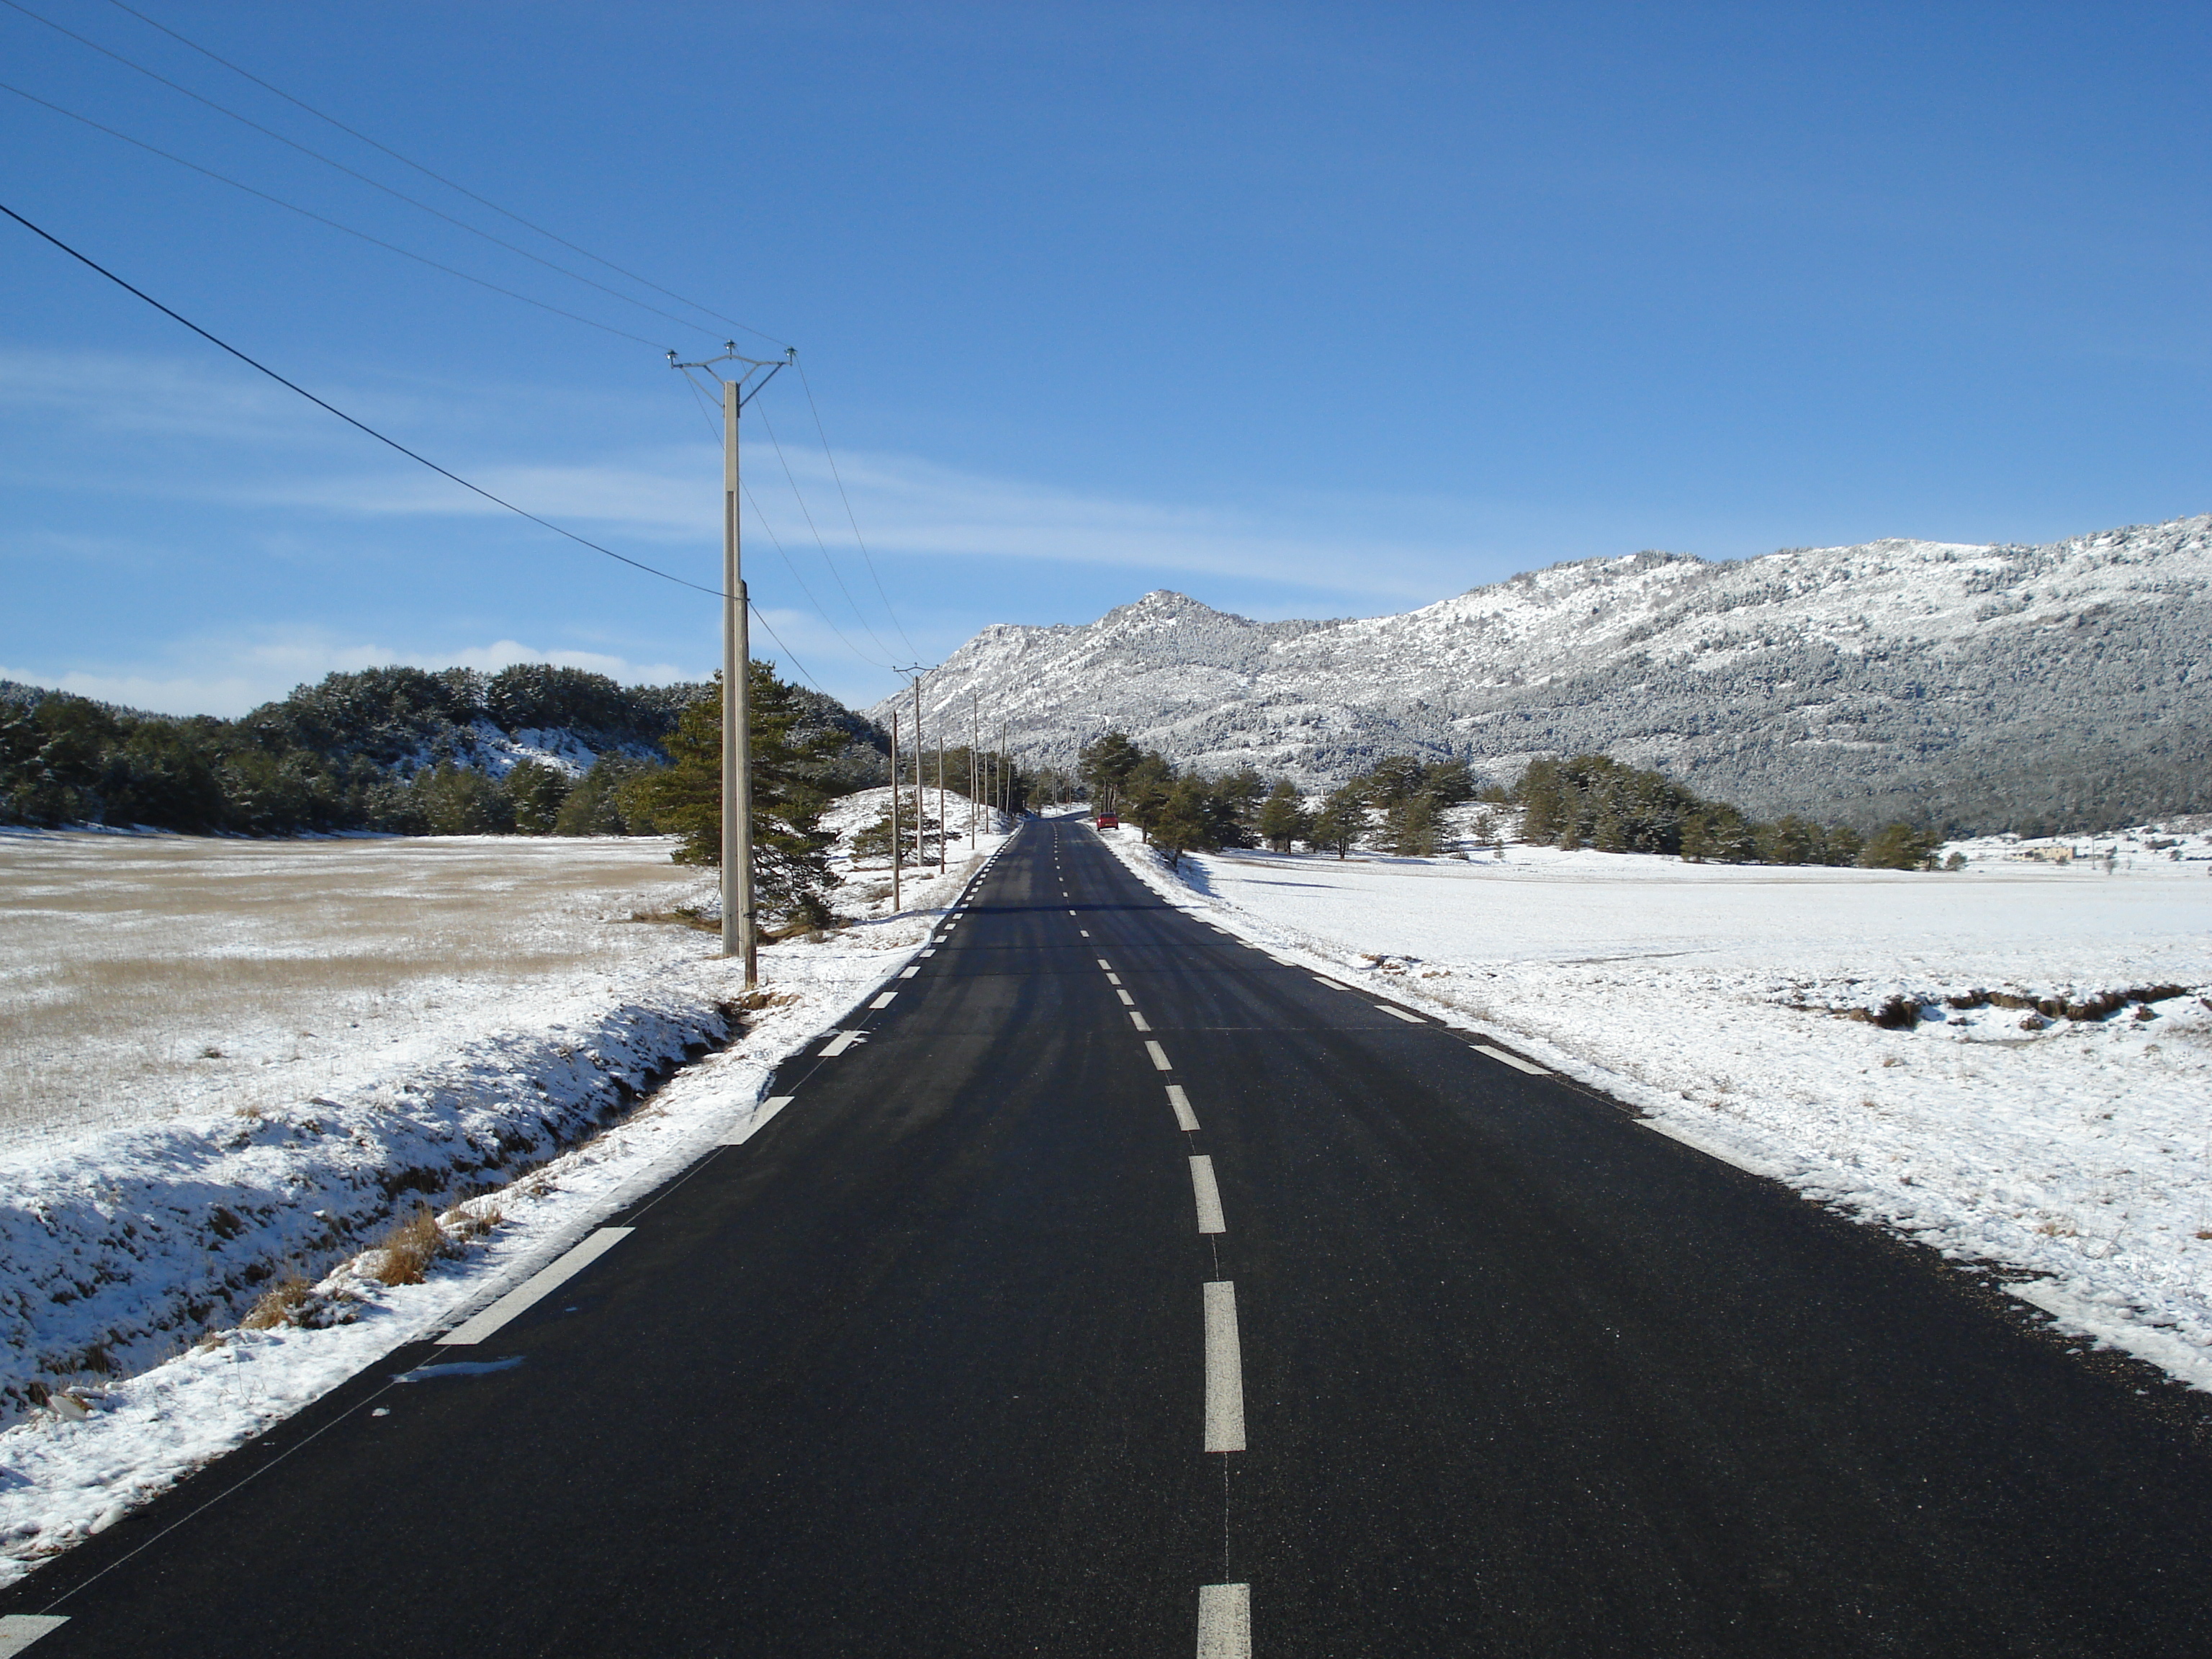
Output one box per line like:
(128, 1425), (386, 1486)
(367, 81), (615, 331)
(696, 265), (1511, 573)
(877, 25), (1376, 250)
(0, 833), (704, 1144)
(367, 1205), (449, 1286)
(240, 1272), (313, 1330)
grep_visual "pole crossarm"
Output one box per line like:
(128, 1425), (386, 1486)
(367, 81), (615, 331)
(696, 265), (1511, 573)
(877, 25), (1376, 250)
(669, 342), (794, 407)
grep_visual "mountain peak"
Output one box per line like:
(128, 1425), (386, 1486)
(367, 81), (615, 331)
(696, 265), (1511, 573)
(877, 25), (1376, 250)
(890, 516), (2212, 834)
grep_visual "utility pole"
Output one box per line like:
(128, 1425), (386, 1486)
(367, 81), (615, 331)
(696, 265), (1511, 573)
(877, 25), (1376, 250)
(936, 742), (947, 873)
(971, 692), (981, 850)
(1000, 721), (1010, 817)
(912, 671), (926, 878)
(668, 343), (791, 986)
(890, 707), (902, 914)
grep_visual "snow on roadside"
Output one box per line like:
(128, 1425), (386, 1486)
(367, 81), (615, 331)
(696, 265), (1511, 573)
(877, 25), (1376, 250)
(0, 823), (1009, 1588)
(1097, 826), (2212, 1393)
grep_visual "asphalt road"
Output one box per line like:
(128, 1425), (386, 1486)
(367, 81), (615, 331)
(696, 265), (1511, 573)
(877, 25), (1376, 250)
(6, 817), (2212, 1657)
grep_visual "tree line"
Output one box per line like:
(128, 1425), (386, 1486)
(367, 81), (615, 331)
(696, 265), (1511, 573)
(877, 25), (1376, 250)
(1076, 732), (1947, 871)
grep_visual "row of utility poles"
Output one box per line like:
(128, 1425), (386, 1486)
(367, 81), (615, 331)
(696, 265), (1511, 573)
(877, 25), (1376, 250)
(889, 685), (1012, 911)
(670, 342), (1017, 986)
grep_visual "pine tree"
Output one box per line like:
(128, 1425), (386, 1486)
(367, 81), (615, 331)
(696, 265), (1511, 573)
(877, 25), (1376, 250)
(624, 665), (844, 925)
(1255, 780), (1308, 852)
(1148, 775), (1233, 868)
(1310, 785), (1364, 858)
(505, 760), (572, 835)
(1383, 793), (1439, 855)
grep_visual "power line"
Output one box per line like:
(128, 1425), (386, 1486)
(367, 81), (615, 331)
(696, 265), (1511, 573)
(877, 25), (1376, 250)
(750, 396), (904, 667)
(0, 80), (667, 348)
(2, 199), (727, 594)
(739, 480), (894, 670)
(101, 0), (787, 349)
(1, 0), (730, 344)
(3, 200), (835, 697)
(793, 356), (920, 660)
(739, 601), (827, 697)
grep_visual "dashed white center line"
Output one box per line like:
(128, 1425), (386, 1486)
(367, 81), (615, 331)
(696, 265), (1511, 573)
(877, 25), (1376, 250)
(1116, 988), (1136, 1005)
(1105, 972), (1123, 986)
(871, 991), (898, 1010)
(1202, 1281), (1246, 1452)
(1188, 1156), (1226, 1233)
(1146, 1040), (1173, 1071)
(1079, 930), (1092, 938)
(1378, 1004), (1422, 1022)
(1475, 1043), (1550, 1074)
(1166, 1084), (1200, 1131)
(439, 1227), (634, 1346)
(1095, 958), (1112, 969)
(1069, 909), (1078, 916)
(1129, 1010), (1153, 1031)
(1195, 1585), (1251, 1659)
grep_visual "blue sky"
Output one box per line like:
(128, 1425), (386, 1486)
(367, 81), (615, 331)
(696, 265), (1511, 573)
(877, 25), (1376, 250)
(3, 1), (2207, 715)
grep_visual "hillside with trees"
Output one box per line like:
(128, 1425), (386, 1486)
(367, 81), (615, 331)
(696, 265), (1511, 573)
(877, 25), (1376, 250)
(0, 664), (888, 842)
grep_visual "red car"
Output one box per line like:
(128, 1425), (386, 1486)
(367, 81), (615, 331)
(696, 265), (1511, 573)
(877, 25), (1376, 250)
(1094, 813), (1120, 830)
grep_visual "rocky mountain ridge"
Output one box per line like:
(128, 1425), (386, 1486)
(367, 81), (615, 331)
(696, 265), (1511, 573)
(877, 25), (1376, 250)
(878, 514), (2212, 833)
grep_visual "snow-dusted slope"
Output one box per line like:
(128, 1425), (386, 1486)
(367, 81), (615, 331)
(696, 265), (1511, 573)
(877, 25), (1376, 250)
(880, 516), (2212, 832)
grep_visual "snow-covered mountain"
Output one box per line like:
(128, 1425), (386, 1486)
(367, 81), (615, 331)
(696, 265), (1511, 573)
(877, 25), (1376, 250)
(881, 515), (2212, 833)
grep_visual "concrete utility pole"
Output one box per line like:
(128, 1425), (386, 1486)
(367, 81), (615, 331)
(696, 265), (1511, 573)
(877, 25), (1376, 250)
(722, 377), (752, 979)
(890, 708), (902, 914)
(912, 672), (926, 877)
(668, 343), (791, 987)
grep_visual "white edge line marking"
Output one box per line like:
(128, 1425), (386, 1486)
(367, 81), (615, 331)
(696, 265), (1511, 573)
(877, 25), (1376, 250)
(439, 1227), (634, 1346)
(0, 1615), (71, 1655)
(1311, 976), (1349, 990)
(1190, 1156), (1226, 1233)
(1203, 1280), (1246, 1452)
(1475, 1043), (1549, 1075)
(1636, 1115), (1802, 1179)
(1379, 1004), (1423, 1022)
(920, 948), (935, 957)
(871, 991), (898, 1009)
(1167, 1084), (1200, 1132)
(899, 966), (919, 978)
(1129, 1010), (1152, 1031)
(820, 1030), (860, 1056)
(1195, 1584), (1251, 1659)
(1146, 1040), (1172, 1071)
(721, 1095), (793, 1146)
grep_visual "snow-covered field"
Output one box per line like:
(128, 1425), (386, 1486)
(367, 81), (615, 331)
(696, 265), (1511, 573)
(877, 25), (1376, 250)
(0, 831), (710, 1147)
(1102, 822), (2212, 1390)
(0, 807), (1009, 1585)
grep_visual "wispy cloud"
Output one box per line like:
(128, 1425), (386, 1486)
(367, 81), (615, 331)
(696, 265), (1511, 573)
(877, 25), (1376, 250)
(237, 441), (1473, 601)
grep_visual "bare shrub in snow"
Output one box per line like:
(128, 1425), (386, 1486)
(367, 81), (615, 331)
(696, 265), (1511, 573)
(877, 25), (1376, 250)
(366, 1205), (451, 1287)
(240, 1274), (313, 1331)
